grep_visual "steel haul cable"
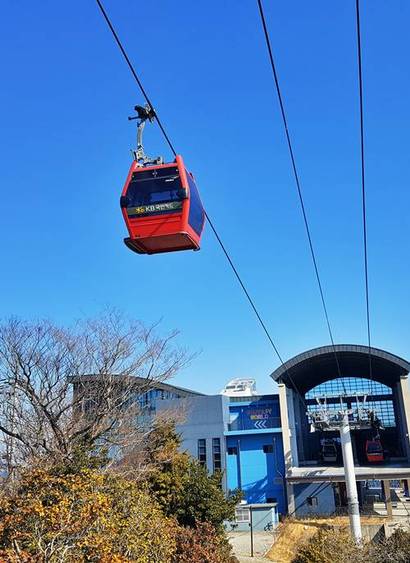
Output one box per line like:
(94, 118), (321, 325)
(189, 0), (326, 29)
(355, 0), (373, 392)
(94, 0), (307, 405)
(256, 0), (347, 396)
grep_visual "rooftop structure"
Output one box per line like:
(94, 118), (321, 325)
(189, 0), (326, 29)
(220, 378), (257, 397)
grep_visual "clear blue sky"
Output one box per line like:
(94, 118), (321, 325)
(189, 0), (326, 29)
(1, 1), (409, 394)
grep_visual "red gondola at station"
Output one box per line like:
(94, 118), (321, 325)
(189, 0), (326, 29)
(120, 105), (205, 255)
(365, 437), (384, 463)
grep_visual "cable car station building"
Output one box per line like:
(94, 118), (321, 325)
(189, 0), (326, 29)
(72, 343), (410, 520)
(158, 392), (287, 515)
(272, 345), (410, 515)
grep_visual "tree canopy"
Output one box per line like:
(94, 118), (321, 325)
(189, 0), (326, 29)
(0, 466), (176, 562)
(146, 422), (241, 529)
(0, 313), (238, 562)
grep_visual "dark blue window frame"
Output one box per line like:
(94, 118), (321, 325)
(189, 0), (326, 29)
(186, 171), (204, 235)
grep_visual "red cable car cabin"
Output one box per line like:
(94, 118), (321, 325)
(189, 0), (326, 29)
(365, 439), (384, 463)
(120, 155), (205, 255)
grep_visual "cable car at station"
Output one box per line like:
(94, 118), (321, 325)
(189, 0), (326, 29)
(120, 105), (205, 255)
(321, 439), (337, 464)
(365, 438), (384, 463)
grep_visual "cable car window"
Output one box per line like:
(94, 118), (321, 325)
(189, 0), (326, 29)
(186, 171), (204, 235)
(367, 442), (382, 453)
(125, 166), (185, 216)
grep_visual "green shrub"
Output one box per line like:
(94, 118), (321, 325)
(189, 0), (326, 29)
(146, 422), (240, 529)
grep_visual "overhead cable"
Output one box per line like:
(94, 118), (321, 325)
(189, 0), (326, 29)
(94, 0), (307, 404)
(256, 0), (346, 393)
(95, 0), (177, 157)
(355, 0), (373, 385)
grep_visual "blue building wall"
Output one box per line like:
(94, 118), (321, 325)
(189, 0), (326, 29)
(228, 396), (281, 431)
(225, 395), (285, 514)
(226, 432), (286, 514)
(158, 394), (286, 515)
(293, 482), (336, 516)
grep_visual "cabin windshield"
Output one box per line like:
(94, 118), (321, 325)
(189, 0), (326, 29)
(126, 166), (183, 207)
(367, 442), (382, 453)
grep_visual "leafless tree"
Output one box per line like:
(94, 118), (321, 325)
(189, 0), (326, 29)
(0, 310), (190, 478)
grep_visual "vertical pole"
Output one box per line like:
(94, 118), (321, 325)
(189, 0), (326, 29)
(339, 414), (362, 544)
(278, 384), (296, 514)
(383, 480), (393, 519)
(250, 506), (254, 557)
(274, 435), (287, 516)
(398, 376), (410, 460)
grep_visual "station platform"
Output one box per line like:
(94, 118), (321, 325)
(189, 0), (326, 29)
(287, 463), (410, 483)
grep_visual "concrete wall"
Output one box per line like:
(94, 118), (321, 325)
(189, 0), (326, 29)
(293, 482), (336, 516)
(158, 395), (228, 478)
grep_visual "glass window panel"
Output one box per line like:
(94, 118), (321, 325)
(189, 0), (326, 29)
(235, 507), (250, 523)
(126, 166), (183, 207)
(306, 377), (391, 399)
(198, 439), (207, 467)
(212, 438), (221, 472)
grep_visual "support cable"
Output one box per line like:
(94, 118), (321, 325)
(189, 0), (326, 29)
(355, 0), (373, 389)
(204, 212), (284, 363)
(94, 0), (306, 405)
(256, 0), (346, 394)
(95, 0), (177, 158)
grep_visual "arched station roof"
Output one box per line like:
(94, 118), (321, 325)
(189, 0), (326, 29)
(270, 344), (410, 395)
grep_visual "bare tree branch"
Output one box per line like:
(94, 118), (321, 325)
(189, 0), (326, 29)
(0, 311), (192, 479)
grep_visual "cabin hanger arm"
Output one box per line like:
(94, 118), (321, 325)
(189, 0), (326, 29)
(128, 104), (163, 166)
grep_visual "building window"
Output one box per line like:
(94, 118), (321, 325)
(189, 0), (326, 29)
(307, 496), (318, 507)
(235, 506), (250, 523)
(198, 439), (207, 467)
(306, 378), (391, 399)
(212, 438), (221, 472)
(228, 446), (238, 455)
(263, 444), (274, 454)
(306, 377), (396, 428)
